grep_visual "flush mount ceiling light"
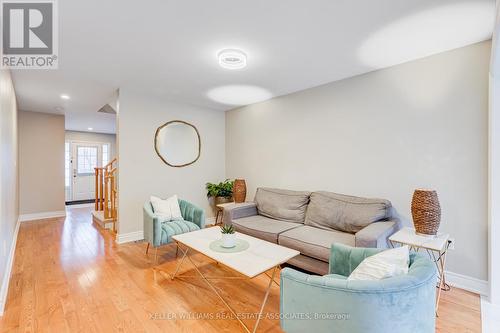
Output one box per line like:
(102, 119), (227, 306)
(60, 94), (70, 100)
(87, 127), (93, 131)
(218, 49), (247, 69)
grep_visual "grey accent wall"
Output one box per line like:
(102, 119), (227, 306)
(226, 41), (490, 280)
(18, 111), (65, 215)
(0, 69), (18, 314)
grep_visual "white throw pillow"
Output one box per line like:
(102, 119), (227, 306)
(150, 195), (182, 221)
(347, 246), (410, 281)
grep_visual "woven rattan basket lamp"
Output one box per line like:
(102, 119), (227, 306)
(411, 189), (441, 236)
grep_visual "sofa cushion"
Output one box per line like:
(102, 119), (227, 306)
(278, 225), (355, 262)
(254, 187), (311, 223)
(305, 191), (392, 233)
(232, 215), (301, 243)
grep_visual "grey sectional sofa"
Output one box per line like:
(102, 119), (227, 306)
(224, 187), (400, 275)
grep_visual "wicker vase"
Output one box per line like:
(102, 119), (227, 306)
(233, 179), (247, 203)
(411, 189), (441, 236)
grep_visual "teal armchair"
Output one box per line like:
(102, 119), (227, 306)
(143, 198), (205, 258)
(280, 244), (437, 333)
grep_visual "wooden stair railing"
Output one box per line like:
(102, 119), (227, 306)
(94, 158), (118, 231)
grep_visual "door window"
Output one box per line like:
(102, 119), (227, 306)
(77, 146), (98, 175)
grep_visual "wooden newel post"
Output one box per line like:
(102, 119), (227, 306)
(99, 169), (104, 211)
(104, 172), (109, 219)
(94, 168), (99, 211)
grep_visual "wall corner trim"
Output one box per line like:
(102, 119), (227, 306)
(0, 218), (21, 316)
(18, 211), (66, 222)
(446, 270), (489, 296)
(115, 231), (144, 244)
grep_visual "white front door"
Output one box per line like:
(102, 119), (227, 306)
(72, 143), (102, 201)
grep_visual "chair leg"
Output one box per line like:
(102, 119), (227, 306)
(146, 242), (150, 255)
(154, 247), (158, 265)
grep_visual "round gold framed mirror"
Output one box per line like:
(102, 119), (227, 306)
(154, 120), (201, 167)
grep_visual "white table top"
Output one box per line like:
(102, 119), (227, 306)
(172, 227), (300, 278)
(389, 227), (450, 252)
(215, 201), (255, 209)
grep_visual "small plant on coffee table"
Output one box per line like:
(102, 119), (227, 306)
(220, 224), (235, 234)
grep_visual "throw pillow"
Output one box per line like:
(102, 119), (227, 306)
(150, 195), (182, 221)
(347, 246), (409, 281)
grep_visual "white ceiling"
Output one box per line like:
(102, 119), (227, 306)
(11, 0), (495, 134)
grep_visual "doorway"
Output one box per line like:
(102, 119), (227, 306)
(65, 140), (110, 203)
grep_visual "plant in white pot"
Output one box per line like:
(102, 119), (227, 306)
(220, 224), (236, 248)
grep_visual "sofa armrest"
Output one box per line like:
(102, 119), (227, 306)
(179, 199), (205, 229)
(355, 220), (399, 248)
(143, 202), (162, 247)
(223, 202), (258, 224)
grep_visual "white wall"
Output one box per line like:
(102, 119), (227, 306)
(117, 90), (225, 237)
(0, 69), (19, 314)
(226, 41), (490, 281)
(488, 5), (500, 305)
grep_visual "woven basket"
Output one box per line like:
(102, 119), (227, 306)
(233, 179), (247, 203)
(411, 189), (441, 236)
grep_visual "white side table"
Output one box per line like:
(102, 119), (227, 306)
(389, 227), (451, 315)
(215, 202), (255, 225)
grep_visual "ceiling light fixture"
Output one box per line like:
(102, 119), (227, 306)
(60, 94), (70, 100)
(87, 127), (93, 131)
(218, 49), (247, 69)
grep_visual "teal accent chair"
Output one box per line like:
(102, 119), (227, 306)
(143, 199), (205, 259)
(280, 244), (437, 333)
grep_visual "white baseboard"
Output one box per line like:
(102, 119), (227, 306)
(19, 210), (66, 222)
(66, 203), (94, 208)
(446, 270), (489, 296)
(116, 231), (144, 244)
(0, 218), (21, 316)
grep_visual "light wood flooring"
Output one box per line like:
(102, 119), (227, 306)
(0, 206), (482, 332)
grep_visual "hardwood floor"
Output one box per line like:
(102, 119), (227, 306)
(0, 206), (482, 333)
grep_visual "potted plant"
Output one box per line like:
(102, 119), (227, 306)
(206, 179), (234, 206)
(220, 224), (236, 248)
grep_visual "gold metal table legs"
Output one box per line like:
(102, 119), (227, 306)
(158, 244), (279, 333)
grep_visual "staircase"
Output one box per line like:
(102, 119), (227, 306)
(92, 158), (118, 232)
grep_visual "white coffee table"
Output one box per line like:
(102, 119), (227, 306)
(165, 227), (300, 333)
